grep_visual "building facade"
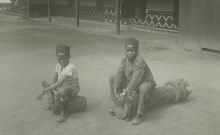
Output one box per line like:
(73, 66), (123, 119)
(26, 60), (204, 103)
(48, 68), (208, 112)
(29, 0), (179, 32)
(178, 0), (220, 51)
(28, 0), (220, 52)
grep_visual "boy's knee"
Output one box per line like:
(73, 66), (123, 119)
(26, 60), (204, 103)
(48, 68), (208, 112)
(57, 89), (65, 97)
(64, 85), (73, 91)
(58, 86), (72, 97)
(139, 82), (153, 94)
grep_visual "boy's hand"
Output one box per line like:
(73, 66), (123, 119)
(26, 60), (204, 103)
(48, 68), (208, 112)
(118, 95), (125, 107)
(37, 91), (46, 101)
(114, 94), (120, 107)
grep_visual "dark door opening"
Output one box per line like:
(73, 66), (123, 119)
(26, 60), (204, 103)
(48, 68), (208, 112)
(135, 0), (146, 19)
(96, 0), (104, 14)
(121, 0), (135, 18)
(173, 0), (179, 27)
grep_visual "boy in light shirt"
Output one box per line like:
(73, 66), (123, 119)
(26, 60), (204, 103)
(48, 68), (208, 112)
(37, 44), (80, 123)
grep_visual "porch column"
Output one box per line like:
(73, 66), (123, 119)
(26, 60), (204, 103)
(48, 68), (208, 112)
(116, 0), (120, 35)
(28, 0), (31, 18)
(76, 0), (80, 27)
(48, 0), (51, 22)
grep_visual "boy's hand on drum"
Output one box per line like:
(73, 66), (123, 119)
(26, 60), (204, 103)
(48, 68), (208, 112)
(114, 94), (120, 107)
(118, 95), (125, 107)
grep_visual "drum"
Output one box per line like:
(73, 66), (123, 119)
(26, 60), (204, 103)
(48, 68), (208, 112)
(114, 96), (138, 121)
(49, 94), (87, 115)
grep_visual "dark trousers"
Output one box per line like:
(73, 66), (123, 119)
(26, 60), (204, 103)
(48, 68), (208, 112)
(109, 74), (154, 115)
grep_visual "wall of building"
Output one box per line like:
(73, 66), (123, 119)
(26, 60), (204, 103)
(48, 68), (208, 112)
(201, 0), (220, 51)
(30, 0), (48, 17)
(52, 0), (103, 22)
(131, 0), (178, 30)
(178, 0), (220, 51)
(28, 0), (178, 31)
(146, 0), (173, 11)
(80, 0), (96, 6)
(55, 0), (68, 5)
(52, 4), (74, 18)
(30, 0), (48, 4)
(105, 0), (115, 8)
(178, 0), (202, 51)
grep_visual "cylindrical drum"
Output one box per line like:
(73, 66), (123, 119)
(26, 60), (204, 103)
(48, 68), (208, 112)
(114, 79), (192, 120)
(50, 94), (87, 115)
(114, 96), (138, 121)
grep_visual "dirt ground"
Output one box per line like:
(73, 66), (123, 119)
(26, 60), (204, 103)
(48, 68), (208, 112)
(0, 13), (220, 135)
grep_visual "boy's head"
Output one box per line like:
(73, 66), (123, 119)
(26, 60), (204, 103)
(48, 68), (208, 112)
(56, 45), (71, 67)
(124, 38), (139, 61)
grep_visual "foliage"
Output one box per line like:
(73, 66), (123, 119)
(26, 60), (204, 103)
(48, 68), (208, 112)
(10, 0), (16, 4)
(8, 0), (28, 15)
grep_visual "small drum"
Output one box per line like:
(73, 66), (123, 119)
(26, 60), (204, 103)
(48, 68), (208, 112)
(114, 96), (138, 121)
(49, 94), (87, 115)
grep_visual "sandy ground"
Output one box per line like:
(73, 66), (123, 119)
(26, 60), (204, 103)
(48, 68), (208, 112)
(0, 13), (220, 135)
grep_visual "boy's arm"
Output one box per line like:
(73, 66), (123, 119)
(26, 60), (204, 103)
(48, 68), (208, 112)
(53, 72), (58, 84)
(124, 59), (145, 95)
(114, 58), (125, 94)
(44, 75), (68, 92)
(52, 72), (58, 91)
(37, 75), (69, 100)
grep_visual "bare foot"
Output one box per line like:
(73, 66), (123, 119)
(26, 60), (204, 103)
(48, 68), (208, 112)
(108, 109), (116, 116)
(42, 105), (51, 111)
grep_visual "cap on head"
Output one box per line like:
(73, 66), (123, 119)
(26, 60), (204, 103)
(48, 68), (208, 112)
(125, 38), (139, 50)
(56, 45), (70, 56)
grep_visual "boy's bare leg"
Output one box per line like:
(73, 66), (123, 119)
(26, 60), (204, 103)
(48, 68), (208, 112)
(57, 97), (69, 123)
(57, 86), (76, 123)
(42, 81), (52, 111)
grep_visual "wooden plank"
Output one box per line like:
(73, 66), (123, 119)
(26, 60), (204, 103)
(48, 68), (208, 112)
(178, 0), (202, 51)
(201, 0), (220, 51)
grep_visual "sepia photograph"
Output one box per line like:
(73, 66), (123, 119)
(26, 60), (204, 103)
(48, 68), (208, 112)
(0, 0), (220, 135)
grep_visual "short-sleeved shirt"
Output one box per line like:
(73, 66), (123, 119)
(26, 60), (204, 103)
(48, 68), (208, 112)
(55, 62), (80, 88)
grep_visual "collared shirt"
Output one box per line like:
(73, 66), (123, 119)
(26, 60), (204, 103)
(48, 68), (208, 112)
(55, 62), (80, 88)
(114, 54), (156, 95)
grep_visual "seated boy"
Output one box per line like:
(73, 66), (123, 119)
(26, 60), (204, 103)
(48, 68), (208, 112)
(37, 45), (80, 123)
(109, 38), (156, 125)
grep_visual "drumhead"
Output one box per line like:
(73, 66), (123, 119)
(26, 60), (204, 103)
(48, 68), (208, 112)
(114, 103), (130, 119)
(114, 96), (138, 120)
